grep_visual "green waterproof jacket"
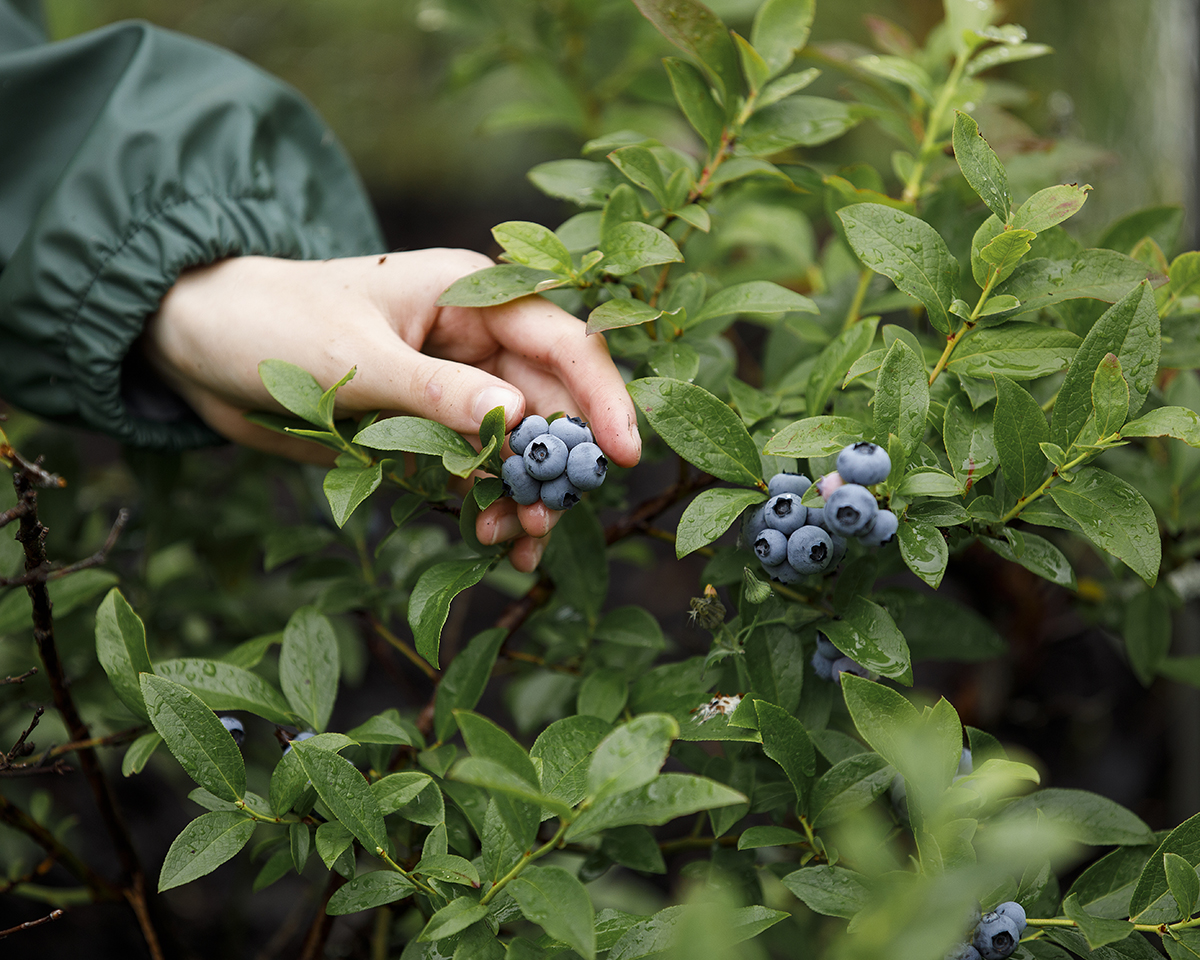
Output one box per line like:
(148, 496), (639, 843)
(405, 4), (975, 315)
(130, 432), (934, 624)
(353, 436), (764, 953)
(0, 1), (385, 448)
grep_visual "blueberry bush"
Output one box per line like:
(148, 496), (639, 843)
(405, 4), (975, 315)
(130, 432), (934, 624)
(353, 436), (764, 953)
(5, 0), (1200, 958)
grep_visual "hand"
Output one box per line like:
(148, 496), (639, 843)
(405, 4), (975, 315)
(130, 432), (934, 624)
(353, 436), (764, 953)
(144, 250), (641, 571)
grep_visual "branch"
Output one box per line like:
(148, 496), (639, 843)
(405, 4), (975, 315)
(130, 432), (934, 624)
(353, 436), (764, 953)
(0, 908), (66, 940)
(604, 470), (718, 545)
(0, 792), (118, 900)
(297, 871), (346, 960)
(2, 666), (37, 685)
(0, 508), (129, 590)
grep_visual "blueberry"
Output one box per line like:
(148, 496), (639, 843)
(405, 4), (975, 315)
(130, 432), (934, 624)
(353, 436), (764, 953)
(816, 633), (839, 659)
(283, 730), (316, 755)
(219, 715), (244, 748)
(858, 508), (898, 547)
(741, 504), (768, 550)
(831, 656), (869, 681)
(807, 505), (826, 529)
(837, 441), (892, 486)
(787, 525), (834, 574)
(501, 455), (541, 505)
(524, 433), (569, 480)
(763, 493), (807, 536)
(754, 528), (788, 566)
(768, 472), (812, 498)
(811, 651), (834, 681)
(993, 902), (1026, 936)
(540, 473), (581, 510)
(824, 484), (878, 537)
(509, 415), (549, 455)
(958, 748), (974, 778)
(763, 559), (803, 584)
(828, 532), (848, 566)
(945, 945), (982, 960)
(566, 442), (607, 491)
(548, 416), (593, 449)
(973, 913), (1020, 960)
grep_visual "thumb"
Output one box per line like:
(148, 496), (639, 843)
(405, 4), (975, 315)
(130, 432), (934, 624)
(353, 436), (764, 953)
(338, 340), (525, 436)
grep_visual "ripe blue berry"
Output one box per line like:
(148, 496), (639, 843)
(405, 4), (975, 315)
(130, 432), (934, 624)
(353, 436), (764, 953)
(509, 415), (549, 455)
(524, 433), (569, 480)
(754, 528), (788, 566)
(768, 472), (812, 498)
(540, 473), (581, 511)
(501, 455), (541, 505)
(741, 504), (768, 550)
(816, 633), (838, 659)
(993, 902), (1025, 936)
(858, 508), (898, 547)
(787, 525), (834, 574)
(824, 484), (878, 537)
(811, 650), (834, 681)
(806, 505), (826, 529)
(763, 559), (802, 584)
(973, 913), (1020, 960)
(566, 442), (607, 490)
(946, 944), (982, 960)
(831, 657), (868, 681)
(828, 532), (848, 566)
(763, 493), (807, 536)
(837, 442), (891, 486)
(548, 416), (593, 449)
(958, 748), (974, 778)
(283, 730), (316, 755)
(220, 715), (244, 747)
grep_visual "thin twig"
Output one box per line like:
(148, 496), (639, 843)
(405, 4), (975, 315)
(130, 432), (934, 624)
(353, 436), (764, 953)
(7, 706), (42, 758)
(2, 666), (37, 685)
(0, 508), (129, 590)
(0, 908), (66, 940)
(0, 792), (118, 900)
(370, 617), (439, 681)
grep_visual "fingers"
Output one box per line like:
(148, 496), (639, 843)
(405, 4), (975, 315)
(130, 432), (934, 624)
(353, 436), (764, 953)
(484, 297), (641, 468)
(475, 498), (563, 573)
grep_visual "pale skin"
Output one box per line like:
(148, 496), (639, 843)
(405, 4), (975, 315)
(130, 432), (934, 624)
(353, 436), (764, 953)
(144, 249), (642, 572)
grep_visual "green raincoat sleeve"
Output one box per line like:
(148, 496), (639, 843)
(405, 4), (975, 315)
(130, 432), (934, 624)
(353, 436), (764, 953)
(0, 3), (386, 449)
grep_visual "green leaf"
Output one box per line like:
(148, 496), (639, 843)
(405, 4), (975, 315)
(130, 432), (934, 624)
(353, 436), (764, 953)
(806, 317), (880, 417)
(838, 203), (960, 335)
(647, 341), (701, 382)
(153, 659), (294, 725)
(896, 519), (949, 589)
(158, 811), (255, 892)
(321, 459), (383, 529)
(1002, 788), (1155, 848)
(567, 773), (745, 840)
(781, 865), (871, 919)
(738, 825), (805, 849)
(1130, 812), (1200, 921)
(739, 96), (860, 154)
(809, 753), (894, 828)
(839, 675), (919, 771)
(663, 58), (724, 152)
(873, 340), (928, 456)
(675, 488), (766, 558)
(1166, 852), (1200, 919)
(587, 714), (678, 803)
(820, 597), (912, 682)
(414, 852), (480, 886)
(993, 376), (1049, 500)
(409, 559), (493, 669)
(121, 731), (162, 777)
(457, 711), (539, 849)
(435, 263), (554, 308)
(586, 299), (664, 334)
(372, 772), (434, 816)
(434, 629), (506, 743)
(952, 111), (1011, 222)
(542, 501), (608, 621)
(628, 378), (762, 485)
(743, 614), (804, 714)
(966, 41), (1053, 75)
(754, 699), (815, 807)
(1068, 844), (1156, 919)
(509, 865), (596, 960)
(1062, 893), (1137, 949)
(978, 229), (1036, 280)
(946, 324), (1080, 380)
(279, 607), (339, 733)
(601, 221), (683, 276)
(531, 716), (614, 808)
(326, 871), (416, 915)
(1122, 406), (1200, 446)
(631, 0), (740, 105)
(1122, 588), (1173, 686)
(689, 280), (818, 326)
(944, 395), (998, 485)
(982, 530), (1076, 589)
(608, 904), (788, 959)
(529, 158), (627, 207)
(140, 674), (246, 802)
(354, 416), (475, 458)
(854, 54), (934, 103)
(346, 712), (414, 746)
(763, 415), (870, 457)
(291, 741), (388, 855)
(606, 146), (669, 206)
(1092, 353), (1131, 439)
(996, 250), (1153, 320)
(578, 669), (630, 724)
(1053, 282), (1159, 450)
(95, 588), (153, 722)
(1167, 930), (1200, 960)
(258, 359), (323, 424)
(418, 897), (490, 941)
(316, 367), (355, 429)
(1049, 467), (1161, 586)
(1010, 183), (1092, 234)
(751, 0), (815, 75)
(493, 221), (573, 273)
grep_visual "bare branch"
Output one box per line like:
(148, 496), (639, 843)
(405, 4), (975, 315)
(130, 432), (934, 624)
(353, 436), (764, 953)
(2, 666), (37, 685)
(0, 508), (129, 590)
(0, 908), (66, 940)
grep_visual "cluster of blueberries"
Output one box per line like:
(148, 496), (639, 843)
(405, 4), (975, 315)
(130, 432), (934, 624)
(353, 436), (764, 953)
(743, 441), (897, 583)
(949, 901), (1027, 960)
(811, 632), (869, 683)
(500, 415), (607, 511)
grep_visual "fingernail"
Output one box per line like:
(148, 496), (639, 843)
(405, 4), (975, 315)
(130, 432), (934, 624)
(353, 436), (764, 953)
(481, 512), (523, 545)
(473, 387), (522, 428)
(526, 537), (547, 569)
